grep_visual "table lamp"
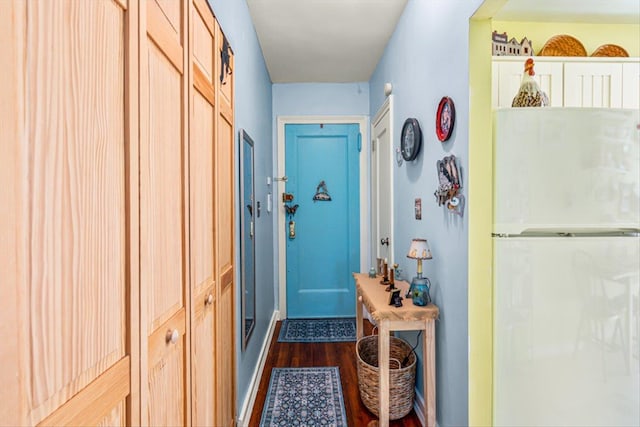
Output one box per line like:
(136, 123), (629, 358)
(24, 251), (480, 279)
(406, 238), (432, 306)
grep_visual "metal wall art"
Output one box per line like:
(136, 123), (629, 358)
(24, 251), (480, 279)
(435, 154), (464, 216)
(312, 180), (332, 201)
(220, 35), (232, 84)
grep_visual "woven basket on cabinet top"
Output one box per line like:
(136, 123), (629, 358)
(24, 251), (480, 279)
(591, 44), (629, 57)
(538, 34), (587, 56)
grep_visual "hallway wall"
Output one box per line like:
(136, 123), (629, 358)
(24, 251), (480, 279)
(273, 82), (370, 116)
(207, 0), (274, 416)
(369, 0), (484, 425)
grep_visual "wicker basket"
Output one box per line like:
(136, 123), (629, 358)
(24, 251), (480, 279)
(591, 44), (629, 57)
(356, 335), (417, 420)
(538, 34), (587, 56)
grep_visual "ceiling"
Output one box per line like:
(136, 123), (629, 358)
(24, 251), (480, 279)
(247, 0), (408, 83)
(248, 0), (639, 84)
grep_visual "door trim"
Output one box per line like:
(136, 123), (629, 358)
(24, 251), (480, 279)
(371, 95), (394, 267)
(276, 116), (369, 319)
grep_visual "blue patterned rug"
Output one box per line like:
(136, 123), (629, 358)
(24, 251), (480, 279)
(259, 367), (347, 427)
(277, 318), (357, 343)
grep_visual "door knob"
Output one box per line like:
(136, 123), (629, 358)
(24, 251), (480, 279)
(381, 237), (389, 246)
(166, 329), (179, 344)
(205, 293), (213, 306)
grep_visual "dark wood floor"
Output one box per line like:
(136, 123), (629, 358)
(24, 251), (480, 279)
(248, 319), (422, 427)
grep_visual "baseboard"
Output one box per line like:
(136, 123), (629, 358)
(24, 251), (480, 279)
(414, 387), (426, 427)
(237, 310), (279, 426)
(413, 387), (441, 427)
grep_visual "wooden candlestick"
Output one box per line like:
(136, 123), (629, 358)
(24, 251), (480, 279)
(385, 269), (396, 292)
(380, 262), (389, 285)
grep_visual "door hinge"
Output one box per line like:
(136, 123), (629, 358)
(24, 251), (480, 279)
(371, 139), (376, 152)
(357, 132), (362, 152)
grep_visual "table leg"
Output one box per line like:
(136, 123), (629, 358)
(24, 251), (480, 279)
(424, 320), (436, 427)
(356, 292), (363, 340)
(379, 321), (390, 427)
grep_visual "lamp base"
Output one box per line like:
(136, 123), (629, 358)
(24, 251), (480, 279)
(406, 276), (431, 306)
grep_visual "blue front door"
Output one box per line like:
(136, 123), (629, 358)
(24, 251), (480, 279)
(285, 124), (360, 318)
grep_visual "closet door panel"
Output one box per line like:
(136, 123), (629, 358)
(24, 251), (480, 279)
(0, 1), (23, 425)
(190, 2), (217, 424)
(155, 0), (182, 36)
(38, 357), (130, 427)
(147, 311), (186, 427)
(142, 42), (184, 328)
(141, 0), (189, 424)
(192, 286), (216, 426)
(217, 286), (234, 426)
(216, 112), (234, 280)
(215, 23), (235, 426)
(22, 0), (128, 423)
(190, 83), (215, 295)
(192, 0), (214, 82)
(97, 400), (126, 427)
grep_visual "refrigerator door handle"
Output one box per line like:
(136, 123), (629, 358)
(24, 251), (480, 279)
(493, 228), (640, 238)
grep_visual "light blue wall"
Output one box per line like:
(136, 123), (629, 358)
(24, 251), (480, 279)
(369, 0), (483, 425)
(206, 0), (274, 416)
(273, 82), (370, 116)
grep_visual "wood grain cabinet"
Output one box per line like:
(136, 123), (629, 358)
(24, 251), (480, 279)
(1, 0), (235, 425)
(140, 0), (191, 425)
(189, 0), (218, 426)
(1, 1), (135, 425)
(215, 19), (236, 427)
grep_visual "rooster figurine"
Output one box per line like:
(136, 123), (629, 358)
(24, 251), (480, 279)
(512, 58), (549, 107)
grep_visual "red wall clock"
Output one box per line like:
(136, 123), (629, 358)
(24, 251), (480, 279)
(436, 97), (455, 142)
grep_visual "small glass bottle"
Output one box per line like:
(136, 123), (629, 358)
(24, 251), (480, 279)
(393, 263), (403, 281)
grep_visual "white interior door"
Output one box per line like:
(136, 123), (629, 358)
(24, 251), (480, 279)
(371, 96), (394, 266)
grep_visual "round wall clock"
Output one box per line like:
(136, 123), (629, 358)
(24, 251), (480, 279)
(400, 118), (422, 161)
(436, 97), (455, 142)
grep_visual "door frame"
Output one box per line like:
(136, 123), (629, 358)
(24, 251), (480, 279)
(370, 95), (394, 268)
(276, 116), (369, 319)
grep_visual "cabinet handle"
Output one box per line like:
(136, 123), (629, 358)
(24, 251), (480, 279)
(166, 329), (179, 344)
(205, 293), (214, 306)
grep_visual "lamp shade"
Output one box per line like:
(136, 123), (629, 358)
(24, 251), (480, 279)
(407, 238), (432, 260)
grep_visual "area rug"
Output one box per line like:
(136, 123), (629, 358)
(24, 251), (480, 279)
(277, 318), (357, 343)
(259, 367), (347, 427)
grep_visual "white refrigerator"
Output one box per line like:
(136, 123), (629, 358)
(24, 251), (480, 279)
(493, 108), (640, 426)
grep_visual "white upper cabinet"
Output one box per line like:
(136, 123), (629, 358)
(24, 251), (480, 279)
(493, 57), (640, 109)
(622, 62), (640, 109)
(563, 62), (623, 107)
(493, 59), (563, 107)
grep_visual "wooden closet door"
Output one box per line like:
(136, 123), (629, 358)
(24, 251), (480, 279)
(0, 0), (135, 425)
(215, 22), (236, 427)
(190, 0), (217, 425)
(140, 0), (190, 425)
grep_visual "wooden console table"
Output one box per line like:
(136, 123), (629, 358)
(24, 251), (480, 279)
(353, 273), (439, 427)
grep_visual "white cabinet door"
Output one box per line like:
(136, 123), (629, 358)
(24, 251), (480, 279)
(622, 62), (640, 109)
(564, 62), (623, 108)
(493, 59), (563, 108)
